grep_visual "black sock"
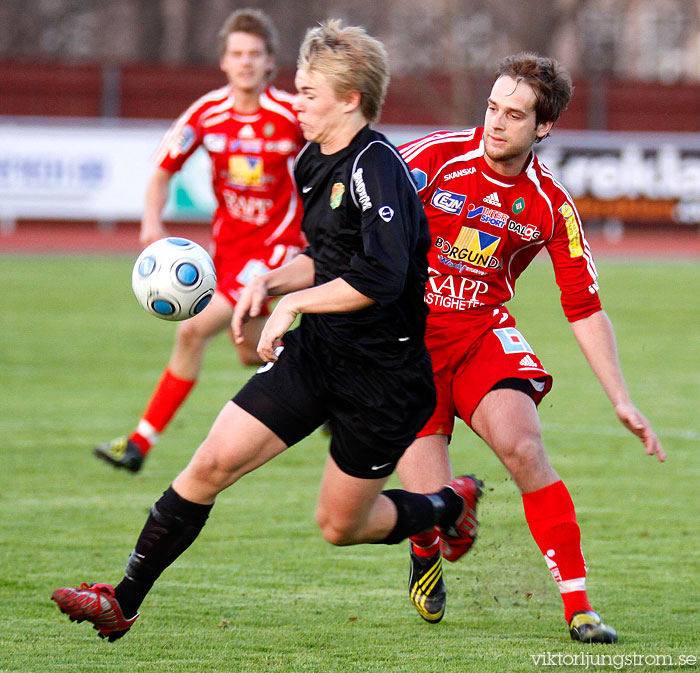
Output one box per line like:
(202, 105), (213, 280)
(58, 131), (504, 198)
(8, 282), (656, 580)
(114, 485), (213, 618)
(377, 490), (439, 545)
(430, 486), (464, 530)
(377, 487), (465, 545)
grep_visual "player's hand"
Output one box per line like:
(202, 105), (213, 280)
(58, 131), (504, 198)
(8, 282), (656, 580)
(615, 402), (666, 462)
(232, 276), (269, 344)
(256, 296), (298, 362)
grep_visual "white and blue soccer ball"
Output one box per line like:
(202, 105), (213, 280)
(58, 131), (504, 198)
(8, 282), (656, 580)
(132, 237), (216, 321)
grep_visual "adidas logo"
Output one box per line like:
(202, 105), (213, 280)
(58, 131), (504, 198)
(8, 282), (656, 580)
(519, 355), (539, 368)
(238, 124), (256, 138)
(483, 191), (501, 207)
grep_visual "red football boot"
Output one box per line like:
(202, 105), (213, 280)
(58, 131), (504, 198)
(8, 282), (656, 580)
(438, 475), (484, 562)
(51, 582), (138, 641)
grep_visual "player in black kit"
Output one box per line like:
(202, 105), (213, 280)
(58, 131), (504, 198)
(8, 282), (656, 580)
(51, 19), (482, 640)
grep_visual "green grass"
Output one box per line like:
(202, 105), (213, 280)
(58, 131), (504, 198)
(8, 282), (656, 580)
(1, 255), (698, 672)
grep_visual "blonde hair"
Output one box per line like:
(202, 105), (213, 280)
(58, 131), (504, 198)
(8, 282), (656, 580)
(297, 19), (389, 124)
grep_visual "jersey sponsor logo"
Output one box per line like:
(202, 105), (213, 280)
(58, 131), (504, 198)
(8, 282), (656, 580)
(223, 138), (262, 153)
(222, 191), (273, 225)
(431, 189), (466, 215)
(378, 205), (394, 222)
(330, 182), (345, 209)
(483, 191), (501, 206)
(264, 139), (296, 154)
(239, 139), (263, 153)
(302, 185), (313, 194)
(436, 254), (479, 274)
(425, 270), (489, 310)
(435, 228), (501, 269)
(228, 155), (264, 187)
(352, 168), (372, 211)
(176, 125), (197, 155)
(443, 166), (476, 181)
(512, 196), (525, 214)
(466, 204), (484, 218)
(508, 219), (540, 241)
(467, 203), (508, 228)
(558, 202), (584, 258)
(493, 327), (534, 354)
(411, 167), (428, 191)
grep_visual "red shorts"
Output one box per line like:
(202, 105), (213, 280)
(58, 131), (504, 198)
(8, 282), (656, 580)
(212, 241), (302, 312)
(419, 307), (552, 438)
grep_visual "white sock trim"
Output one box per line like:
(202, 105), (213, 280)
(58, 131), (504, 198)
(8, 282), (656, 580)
(558, 577), (587, 594)
(136, 419), (159, 445)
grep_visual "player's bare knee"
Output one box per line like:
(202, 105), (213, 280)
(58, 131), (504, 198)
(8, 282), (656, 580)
(176, 320), (209, 351)
(187, 444), (232, 491)
(320, 523), (356, 546)
(315, 509), (356, 546)
(501, 436), (546, 473)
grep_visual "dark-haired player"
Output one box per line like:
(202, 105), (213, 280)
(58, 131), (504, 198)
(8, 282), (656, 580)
(397, 53), (665, 642)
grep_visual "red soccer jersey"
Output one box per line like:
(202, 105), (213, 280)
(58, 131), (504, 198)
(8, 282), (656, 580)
(153, 85), (304, 256)
(399, 127), (601, 322)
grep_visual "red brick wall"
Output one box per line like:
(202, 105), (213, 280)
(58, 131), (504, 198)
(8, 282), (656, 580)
(0, 62), (103, 117)
(2, 61), (700, 131)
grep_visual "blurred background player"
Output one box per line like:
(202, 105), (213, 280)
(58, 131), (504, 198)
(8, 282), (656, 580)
(397, 53), (665, 641)
(52, 19), (481, 642)
(94, 8), (305, 473)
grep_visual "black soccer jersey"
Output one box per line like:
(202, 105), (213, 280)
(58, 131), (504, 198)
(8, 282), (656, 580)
(293, 125), (431, 367)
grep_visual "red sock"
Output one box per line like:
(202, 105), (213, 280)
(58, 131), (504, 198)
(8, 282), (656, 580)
(522, 480), (593, 623)
(129, 369), (195, 456)
(410, 528), (440, 557)
(128, 432), (151, 455)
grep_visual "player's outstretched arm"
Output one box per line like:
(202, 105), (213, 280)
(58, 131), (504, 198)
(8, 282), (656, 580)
(232, 253), (316, 346)
(570, 310), (666, 462)
(140, 168), (173, 246)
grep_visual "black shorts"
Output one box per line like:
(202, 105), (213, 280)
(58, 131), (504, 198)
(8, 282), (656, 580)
(233, 328), (436, 479)
(491, 377), (539, 400)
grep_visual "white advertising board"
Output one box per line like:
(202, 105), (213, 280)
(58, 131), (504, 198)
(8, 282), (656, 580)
(1, 119), (700, 226)
(0, 119), (216, 223)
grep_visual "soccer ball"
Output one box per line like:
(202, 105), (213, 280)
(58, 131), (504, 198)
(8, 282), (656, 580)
(132, 237), (216, 321)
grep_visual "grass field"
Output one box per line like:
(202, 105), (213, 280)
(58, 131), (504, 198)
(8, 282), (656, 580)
(1, 255), (698, 673)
